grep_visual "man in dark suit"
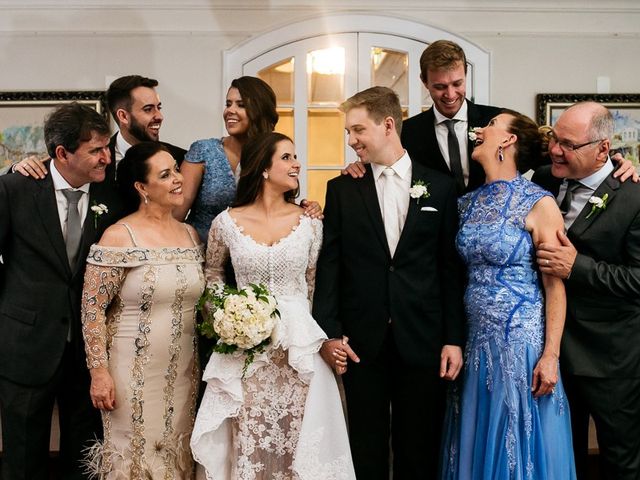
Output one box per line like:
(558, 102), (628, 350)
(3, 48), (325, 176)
(534, 102), (640, 480)
(105, 75), (186, 180)
(344, 40), (502, 195)
(0, 103), (122, 479)
(313, 87), (465, 479)
(401, 39), (502, 194)
(11, 75), (186, 180)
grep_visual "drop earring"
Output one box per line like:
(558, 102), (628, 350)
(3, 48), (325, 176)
(143, 194), (149, 205)
(262, 171), (269, 180)
(498, 145), (504, 162)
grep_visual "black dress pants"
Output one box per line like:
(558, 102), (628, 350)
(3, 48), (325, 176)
(0, 343), (101, 480)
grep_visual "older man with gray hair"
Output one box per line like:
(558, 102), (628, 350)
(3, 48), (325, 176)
(534, 101), (640, 480)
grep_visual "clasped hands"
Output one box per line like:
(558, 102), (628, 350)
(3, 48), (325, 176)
(320, 336), (360, 375)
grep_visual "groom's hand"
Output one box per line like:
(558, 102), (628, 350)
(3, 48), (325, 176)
(440, 345), (463, 381)
(320, 336), (360, 375)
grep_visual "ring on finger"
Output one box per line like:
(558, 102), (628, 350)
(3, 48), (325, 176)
(545, 259), (550, 266)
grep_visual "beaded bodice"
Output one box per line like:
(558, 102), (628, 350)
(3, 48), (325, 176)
(205, 209), (322, 300)
(457, 175), (552, 351)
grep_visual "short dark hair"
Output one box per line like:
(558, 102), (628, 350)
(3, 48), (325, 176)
(230, 76), (279, 140)
(234, 132), (297, 207)
(117, 141), (170, 214)
(419, 40), (468, 84)
(106, 75), (159, 124)
(340, 86), (403, 137)
(43, 102), (110, 158)
(502, 109), (546, 173)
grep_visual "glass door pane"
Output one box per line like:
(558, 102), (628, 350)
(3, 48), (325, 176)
(258, 57), (295, 139)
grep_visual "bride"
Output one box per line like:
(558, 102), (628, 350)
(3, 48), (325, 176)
(190, 132), (355, 479)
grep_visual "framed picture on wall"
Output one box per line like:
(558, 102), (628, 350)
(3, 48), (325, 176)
(536, 93), (640, 165)
(0, 91), (107, 170)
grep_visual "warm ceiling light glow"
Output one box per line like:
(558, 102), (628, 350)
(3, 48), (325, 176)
(307, 47), (345, 75)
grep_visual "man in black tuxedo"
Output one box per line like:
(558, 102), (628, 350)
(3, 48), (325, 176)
(401, 39), (502, 194)
(534, 102), (640, 480)
(0, 103), (122, 479)
(344, 40), (502, 195)
(105, 75), (186, 178)
(11, 75), (186, 180)
(313, 87), (465, 479)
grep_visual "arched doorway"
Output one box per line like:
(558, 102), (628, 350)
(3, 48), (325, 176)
(225, 14), (491, 202)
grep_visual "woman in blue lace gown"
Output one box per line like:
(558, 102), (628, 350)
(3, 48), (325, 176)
(175, 77), (279, 243)
(440, 110), (576, 479)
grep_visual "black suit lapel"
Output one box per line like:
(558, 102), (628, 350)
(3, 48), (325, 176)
(106, 133), (118, 183)
(465, 101), (489, 191)
(34, 174), (71, 275)
(394, 162), (426, 255)
(423, 108), (449, 174)
(569, 174), (620, 238)
(356, 166), (391, 257)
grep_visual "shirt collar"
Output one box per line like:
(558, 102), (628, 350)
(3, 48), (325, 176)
(371, 150), (412, 181)
(434, 99), (468, 125)
(115, 131), (132, 161)
(50, 159), (90, 193)
(576, 157), (615, 190)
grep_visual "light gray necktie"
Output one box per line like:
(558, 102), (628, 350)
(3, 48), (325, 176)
(444, 120), (465, 194)
(381, 167), (401, 256)
(62, 189), (84, 268)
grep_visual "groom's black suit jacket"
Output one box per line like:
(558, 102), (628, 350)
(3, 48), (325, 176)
(0, 161), (123, 386)
(533, 165), (640, 378)
(401, 100), (503, 194)
(106, 132), (186, 182)
(313, 161), (465, 367)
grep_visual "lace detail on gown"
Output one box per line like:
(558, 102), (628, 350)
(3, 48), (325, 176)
(81, 244), (205, 479)
(440, 176), (575, 479)
(192, 210), (355, 480)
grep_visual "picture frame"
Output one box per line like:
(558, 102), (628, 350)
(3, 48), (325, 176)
(0, 91), (107, 170)
(536, 93), (640, 165)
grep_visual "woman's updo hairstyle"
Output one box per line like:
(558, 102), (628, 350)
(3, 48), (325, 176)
(503, 108), (546, 173)
(117, 141), (171, 215)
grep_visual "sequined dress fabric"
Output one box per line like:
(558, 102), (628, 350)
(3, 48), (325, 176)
(81, 240), (205, 479)
(440, 176), (576, 479)
(191, 210), (355, 480)
(184, 138), (237, 243)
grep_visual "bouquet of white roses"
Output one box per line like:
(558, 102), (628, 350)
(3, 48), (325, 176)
(197, 283), (279, 375)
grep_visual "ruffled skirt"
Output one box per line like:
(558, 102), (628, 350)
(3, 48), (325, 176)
(190, 295), (355, 480)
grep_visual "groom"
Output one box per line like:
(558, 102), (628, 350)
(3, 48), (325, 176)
(313, 86), (465, 479)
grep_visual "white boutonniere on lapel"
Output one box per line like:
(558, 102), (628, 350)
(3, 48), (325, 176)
(90, 202), (108, 228)
(468, 128), (479, 142)
(585, 193), (608, 220)
(409, 180), (431, 205)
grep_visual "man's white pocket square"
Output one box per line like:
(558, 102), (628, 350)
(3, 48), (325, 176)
(421, 206), (438, 212)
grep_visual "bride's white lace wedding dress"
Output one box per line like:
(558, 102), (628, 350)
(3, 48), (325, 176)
(190, 209), (355, 480)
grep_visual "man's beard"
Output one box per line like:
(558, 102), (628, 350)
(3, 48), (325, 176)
(129, 116), (158, 143)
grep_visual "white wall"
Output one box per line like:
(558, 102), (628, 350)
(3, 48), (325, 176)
(0, 0), (638, 150)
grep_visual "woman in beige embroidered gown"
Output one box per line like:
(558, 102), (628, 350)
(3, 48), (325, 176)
(81, 142), (205, 479)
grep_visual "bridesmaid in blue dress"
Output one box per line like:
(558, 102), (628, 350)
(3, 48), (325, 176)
(175, 76), (279, 242)
(440, 110), (576, 479)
